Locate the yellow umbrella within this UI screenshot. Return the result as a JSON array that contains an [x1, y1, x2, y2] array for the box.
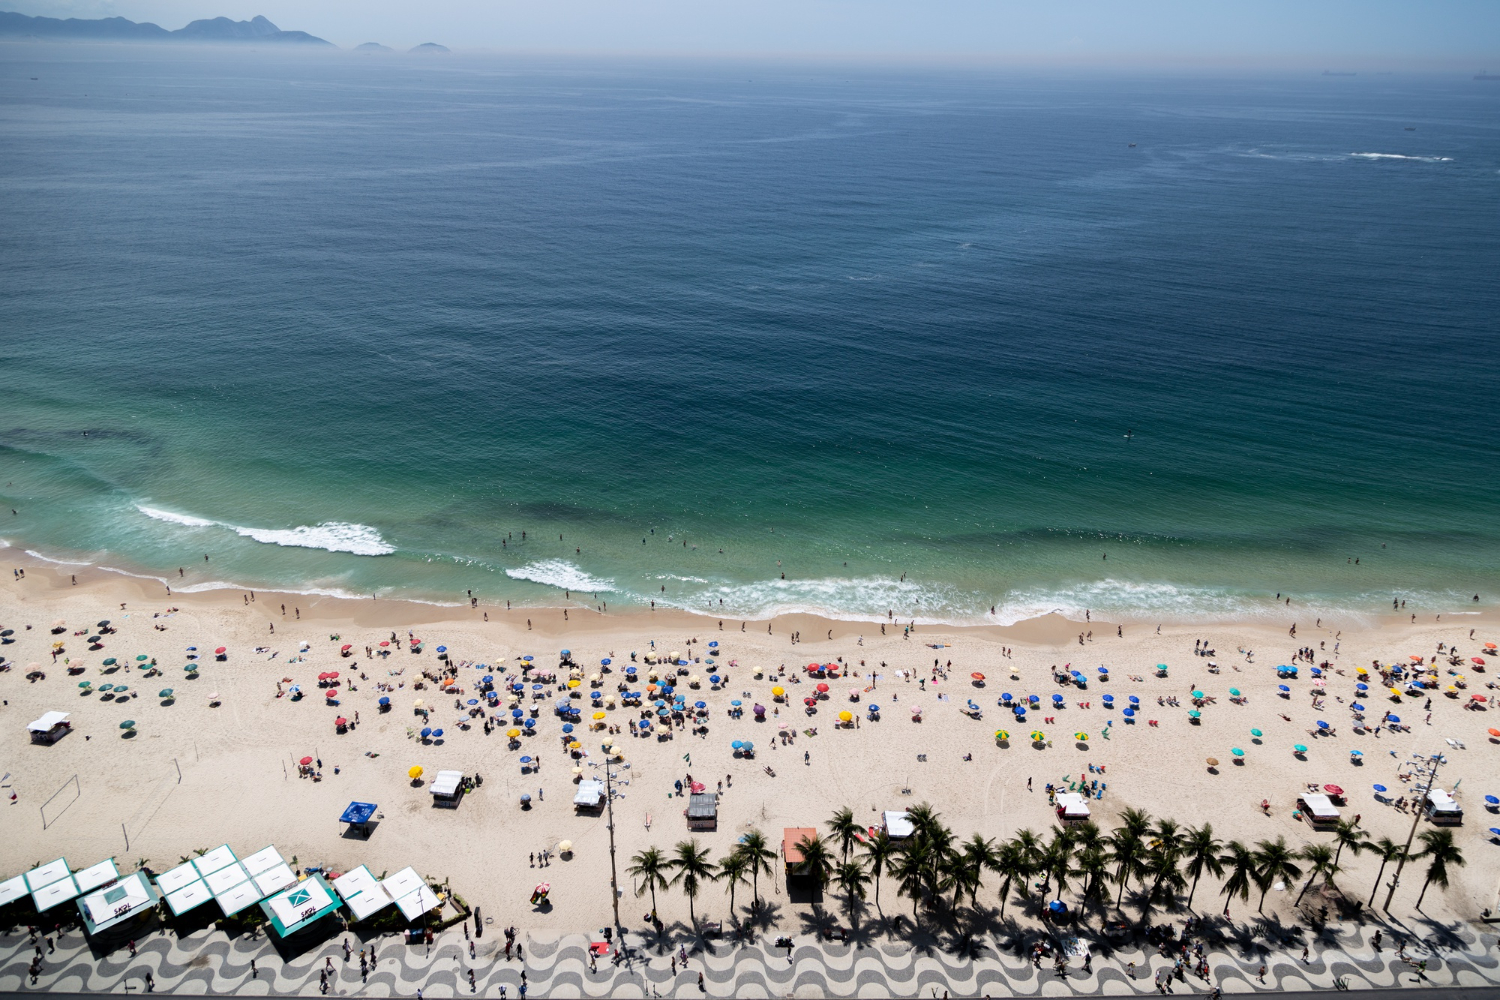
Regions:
[[669, 651, 681, 661], [567, 679, 580, 689], [602, 736, 614, 746], [838, 710, 853, 722], [1074, 732, 1088, 741], [1030, 730, 1045, 741], [408, 765, 423, 779], [772, 686, 785, 698], [1389, 687, 1402, 698], [506, 728, 521, 738], [593, 711, 607, 720], [995, 729, 1010, 740], [572, 766, 583, 774], [569, 740, 582, 749]]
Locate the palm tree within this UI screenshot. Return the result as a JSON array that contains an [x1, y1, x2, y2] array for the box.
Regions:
[[958, 834, 998, 910], [734, 829, 777, 913], [1366, 836, 1404, 908], [627, 846, 670, 919], [1295, 843, 1336, 907], [1251, 837, 1303, 913], [1330, 818, 1369, 869], [891, 844, 930, 924], [833, 860, 870, 928], [993, 837, 1033, 920], [1143, 846, 1187, 906], [1182, 823, 1224, 911], [716, 850, 751, 922], [1040, 831, 1075, 899], [1412, 829, 1465, 911], [1219, 840, 1256, 916], [861, 829, 897, 912], [793, 832, 836, 899], [827, 806, 862, 865], [667, 839, 719, 928], [1074, 844, 1112, 906], [1108, 826, 1148, 906]]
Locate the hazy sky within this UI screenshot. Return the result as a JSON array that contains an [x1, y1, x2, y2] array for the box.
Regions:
[[11, 0, 1500, 62]]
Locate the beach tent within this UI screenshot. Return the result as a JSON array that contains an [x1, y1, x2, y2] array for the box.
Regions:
[[1298, 793, 1341, 828], [339, 802, 379, 837], [25, 859, 78, 913], [72, 858, 120, 894], [1425, 789, 1464, 824], [781, 828, 818, 872], [77, 871, 158, 935], [260, 874, 341, 937], [686, 792, 718, 831], [430, 770, 466, 807], [192, 845, 238, 878], [1055, 792, 1091, 821], [27, 710, 71, 744], [334, 864, 395, 922], [155, 860, 211, 916], [0, 875, 29, 908], [573, 779, 606, 809], [882, 810, 916, 839], [379, 866, 440, 922]]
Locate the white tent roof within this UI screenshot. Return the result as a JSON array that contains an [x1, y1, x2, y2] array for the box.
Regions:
[[382, 866, 424, 900], [241, 845, 285, 878], [73, 858, 121, 894], [1427, 789, 1462, 812], [80, 873, 152, 926], [25, 858, 71, 891], [1056, 793, 1091, 817], [33, 876, 80, 911], [193, 845, 238, 877], [27, 711, 69, 732], [266, 877, 334, 928], [334, 865, 379, 901], [165, 880, 214, 916], [0, 875, 28, 907], [430, 770, 464, 797], [394, 884, 441, 921], [253, 863, 298, 897], [216, 879, 264, 917], [344, 883, 394, 921], [883, 811, 915, 838], [574, 779, 605, 806], [204, 862, 250, 896], [1301, 793, 1340, 819], [156, 862, 203, 895]]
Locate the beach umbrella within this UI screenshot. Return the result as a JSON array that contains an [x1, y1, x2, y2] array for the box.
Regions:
[[1389, 687, 1402, 697], [731, 700, 742, 707], [1373, 784, 1387, 793], [560, 649, 570, 658], [1278, 684, 1290, 692], [379, 696, 391, 706], [520, 794, 532, 803], [568, 740, 581, 750], [1489, 728, 1500, 738], [816, 683, 829, 693], [1128, 695, 1139, 704], [732, 740, 743, 750], [1122, 708, 1134, 717], [694, 700, 707, 709], [772, 686, 785, 697], [709, 674, 721, 684], [135, 654, 148, 662], [205, 690, 220, 701], [1157, 664, 1167, 671], [1317, 720, 1330, 729], [1028, 695, 1040, 704], [1311, 667, 1323, 676], [408, 766, 423, 779], [1229, 688, 1240, 697], [868, 705, 879, 714], [1052, 694, 1064, 703], [1001, 693, 1012, 702], [468, 698, 479, 706], [78, 680, 92, 689], [1351, 702, 1365, 711], [159, 689, 174, 698], [115, 685, 128, 693], [1074, 732, 1088, 741], [506, 728, 521, 738], [1356, 683, 1369, 691], [839, 710, 853, 722], [421, 727, 432, 738], [102, 657, 116, 666], [215, 647, 226, 655], [1351, 750, 1363, 757], [996, 730, 1010, 740], [562, 722, 575, 733], [1486, 795, 1499, 805], [1188, 710, 1201, 719], [593, 711, 606, 720], [1098, 666, 1108, 674], [1030, 730, 1045, 741], [1325, 784, 1345, 795], [436, 645, 447, 653], [184, 664, 198, 673], [1191, 690, 1204, 699], [1206, 757, 1219, 766], [1250, 728, 1263, 737], [325, 690, 337, 700], [971, 672, 985, 681], [1015, 707, 1027, 717], [119, 720, 135, 730], [512, 708, 523, 718], [1388, 715, 1401, 723], [1231, 748, 1245, 757], [414, 698, 425, 708], [520, 755, 533, 764], [1293, 744, 1308, 754]]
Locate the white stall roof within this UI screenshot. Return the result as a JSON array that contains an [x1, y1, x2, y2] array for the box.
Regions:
[[1427, 790, 1463, 813], [73, 859, 121, 894], [165, 880, 214, 916], [81, 875, 152, 926], [253, 864, 298, 897], [1301, 794, 1340, 819], [394, 885, 441, 921], [192, 845, 237, 877], [266, 877, 334, 928], [241, 846, 285, 878], [25, 858, 71, 891], [334, 865, 379, 901], [27, 711, 70, 732], [33, 876, 80, 911], [156, 862, 203, 895], [882, 811, 915, 838], [573, 779, 605, 806], [204, 862, 250, 896], [216, 880, 264, 917], [344, 884, 394, 921], [0, 875, 30, 907], [430, 771, 464, 797], [382, 866, 424, 900], [1056, 793, 1092, 817]]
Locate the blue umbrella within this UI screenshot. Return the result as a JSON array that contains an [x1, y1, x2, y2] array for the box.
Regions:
[[1351, 750, 1363, 757], [560, 649, 571, 658], [742, 741, 754, 751], [520, 755, 532, 763], [694, 701, 707, 709], [708, 641, 718, 648], [483, 675, 493, 683], [1490, 828, 1500, 838], [1311, 667, 1322, 676], [1098, 667, 1108, 673], [732, 740, 744, 749], [432, 729, 444, 738], [421, 727, 433, 737], [1374, 784, 1387, 792], [658, 707, 670, 716], [520, 793, 532, 802], [1102, 694, 1115, 702], [710, 675, 721, 684], [533, 683, 544, 691], [524, 718, 535, 728], [1123, 708, 1135, 717], [1486, 795, 1499, 805], [562, 723, 574, 733], [654, 699, 666, 707], [601, 658, 612, 665], [1052, 694, 1064, 702], [869, 705, 880, 713], [1001, 693, 1013, 702], [379, 696, 390, 705], [1388, 715, 1401, 723], [1048, 900, 1067, 913], [731, 700, 742, 706], [626, 666, 637, 674], [1351, 702, 1366, 711], [1028, 695, 1039, 704], [1278, 684, 1290, 692], [1317, 720, 1330, 729], [512, 708, 524, 719], [1014, 707, 1027, 717], [1356, 683, 1369, 691], [1128, 695, 1140, 704], [662, 684, 675, 695], [468, 699, 479, 706], [436, 645, 447, 653]]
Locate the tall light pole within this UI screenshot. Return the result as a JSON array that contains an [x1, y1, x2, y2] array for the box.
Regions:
[[1383, 751, 1443, 912], [595, 749, 625, 935]]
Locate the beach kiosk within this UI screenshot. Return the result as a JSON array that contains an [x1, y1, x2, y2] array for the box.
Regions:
[[1055, 792, 1092, 823], [333, 865, 394, 923], [339, 801, 379, 837], [1425, 789, 1464, 825], [882, 810, 915, 839], [782, 828, 818, 873], [24, 858, 78, 913], [77, 871, 158, 937], [429, 771, 466, 808], [1297, 793, 1341, 829], [28, 711, 71, 744], [573, 778, 606, 813], [259, 874, 341, 939], [685, 792, 717, 831]]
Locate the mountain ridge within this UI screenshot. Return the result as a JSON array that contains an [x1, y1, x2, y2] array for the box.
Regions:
[[0, 9, 331, 44]]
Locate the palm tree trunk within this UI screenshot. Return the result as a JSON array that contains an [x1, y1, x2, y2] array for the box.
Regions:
[[688, 890, 696, 927], [872, 870, 881, 910], [752, 870, 760, 912], [650, 884, 658, 917], [1295, 874, 1317, 906], [1368, 860, 1388, 907], [1415, 875, 1432, 911], [1116, 868, 1128, 906], [1187, 872, 1200, 910], [999, 879, 1010, 920], [1256, 884, 1270, 913]]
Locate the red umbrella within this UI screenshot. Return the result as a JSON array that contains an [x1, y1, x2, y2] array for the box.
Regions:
[[215, 646, 226, 655], [299, 756, 313, 766], [341, 645, 352, 652], [335, 717, 348, 726], [1324, 784, 1344, 795], [328, 671, 339, 679], [1473, 657, 1487, 665], [1471, 694, 1487, 702], [804, 697, 817, 707], [379, 641, 390, 647], [317, 672, 331, 681], [816, 683, 829, 693], [325, 690, 338, 700], [971, 672, 985, 681], [1489, 728, 1500, 737]]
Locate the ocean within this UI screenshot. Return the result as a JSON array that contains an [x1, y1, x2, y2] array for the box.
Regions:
[[2, 45, 1498, 624]]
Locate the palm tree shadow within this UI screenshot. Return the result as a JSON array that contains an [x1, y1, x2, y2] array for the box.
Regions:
[[740, 898, 783, 936], [1406, 914, 1468, 953]]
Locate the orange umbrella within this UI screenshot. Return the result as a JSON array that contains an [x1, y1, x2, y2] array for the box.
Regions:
[[1488, 728, 1500, 737]]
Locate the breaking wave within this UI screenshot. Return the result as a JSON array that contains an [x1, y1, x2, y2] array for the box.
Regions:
[[506, 559, 616, 592], [136, 505, 394, 556]]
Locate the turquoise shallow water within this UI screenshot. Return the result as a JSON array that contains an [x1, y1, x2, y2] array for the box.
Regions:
[[2, 47, 1498, 623]]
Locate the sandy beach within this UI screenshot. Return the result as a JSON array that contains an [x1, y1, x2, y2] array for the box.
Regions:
[[3, 552, 1499, 944]]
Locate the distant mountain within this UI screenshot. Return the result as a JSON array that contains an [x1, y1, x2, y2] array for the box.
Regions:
[[0, 10, 331, 44], [410, 42, 448, 53], [354, 42, 392, 52]]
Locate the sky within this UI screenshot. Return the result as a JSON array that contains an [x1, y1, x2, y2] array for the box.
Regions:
[[8, 0, 1500, 63]]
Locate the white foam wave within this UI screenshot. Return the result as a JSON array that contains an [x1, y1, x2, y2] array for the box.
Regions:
[[136, 504, 394, 556], [24, 549, 93, 567], [506, 560, 616, 593], [655, 575, 986, 626], [1350, 152, 1453, 162]]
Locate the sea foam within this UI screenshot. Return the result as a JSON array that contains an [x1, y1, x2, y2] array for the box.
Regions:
[[506, 559, 616, 592], [136, 505, 394, 556]]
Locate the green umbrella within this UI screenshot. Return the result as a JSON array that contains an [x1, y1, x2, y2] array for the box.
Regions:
[[102, 657, 117, 666], [1250, 728, 1262, 737], [1157, 664, 1168, 669], [119, 720, 136, 729], [78, 681, 92, 688], [1230, 688, 1241, 696], [158, 689, 174, 698], [99, 683, 114, 692], [113, 685, 128, 693], [1293, 744, 1308, 753], [185, 664, 198, 672], [135, 654, 148, 662], [1230, 747, 1245, 756], [1191, 690, 1204, 698]]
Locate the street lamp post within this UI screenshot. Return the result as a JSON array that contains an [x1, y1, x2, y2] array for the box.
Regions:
[[1383, 751, 1443, 911]]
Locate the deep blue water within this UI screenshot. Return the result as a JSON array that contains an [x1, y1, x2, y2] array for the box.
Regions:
[[2, 45, 1498, 622]]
